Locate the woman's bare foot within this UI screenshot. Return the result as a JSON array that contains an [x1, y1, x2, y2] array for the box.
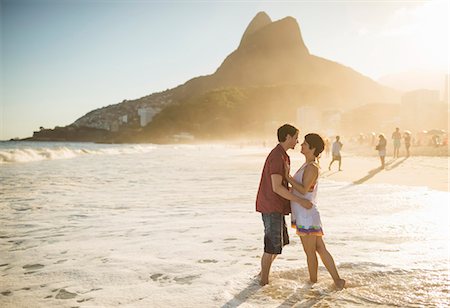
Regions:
[[335, 279, 346, 290]]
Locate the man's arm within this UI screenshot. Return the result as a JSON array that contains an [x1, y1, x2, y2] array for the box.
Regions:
[[271, 174, 312, 209], [287, 164, 318, 195]]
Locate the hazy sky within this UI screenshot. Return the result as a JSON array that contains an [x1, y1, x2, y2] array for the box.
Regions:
[[1, 0, 448, 140]]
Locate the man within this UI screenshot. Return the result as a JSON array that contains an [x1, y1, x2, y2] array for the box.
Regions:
[[256, 124, 313, 286], [328, 136, 343, 171], [392, 127, 401, 158]]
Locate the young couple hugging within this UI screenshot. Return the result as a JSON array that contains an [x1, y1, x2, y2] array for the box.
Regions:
[[256, 124, 345, 289]]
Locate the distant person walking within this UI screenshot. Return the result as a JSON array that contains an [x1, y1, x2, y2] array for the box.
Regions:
[[256, 124, 313, 286], [392, 127, 401, 158], [328, 136, 343, 171], [324, 137, 330, 157], [376, 134, 387, 169], [286, 133, 345, 289], [404, 131, 411, 157]]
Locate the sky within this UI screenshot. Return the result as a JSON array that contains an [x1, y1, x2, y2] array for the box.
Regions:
[[1, 0, 449, 140]]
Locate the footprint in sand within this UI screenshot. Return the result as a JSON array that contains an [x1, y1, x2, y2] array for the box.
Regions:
[[55, 289, 77, 299], [150, 273, 164, 281], [150, 273, 200, 285], [23, 264, 44, 270], [224, 238, 237, 241], [173, 274, 200, 285], [54, 259, 67, 264], [198, 259, 218, 264], [1, 290, 12, 296]]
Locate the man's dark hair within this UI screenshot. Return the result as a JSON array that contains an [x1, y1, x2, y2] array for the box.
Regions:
[[277, 124, 298, 142]]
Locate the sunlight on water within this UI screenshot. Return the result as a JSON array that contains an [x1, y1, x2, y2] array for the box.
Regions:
[[0, 142, 449, 307]]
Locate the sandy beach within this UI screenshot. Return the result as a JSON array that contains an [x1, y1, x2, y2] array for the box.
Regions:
[[319, 154, 448, 192]]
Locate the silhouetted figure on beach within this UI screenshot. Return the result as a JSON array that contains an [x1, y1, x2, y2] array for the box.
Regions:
[[255, 124, 312, 286], [286, 133, 345, 290], [376, 134, 387, 169], [324, 137, 330, 157], [404, 131, 411, 157], [392, 127, 401, 158], [328, 136, 343, 171]]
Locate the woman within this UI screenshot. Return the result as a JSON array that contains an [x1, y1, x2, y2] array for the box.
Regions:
[[286, 133, 345, 289], [376, 134, 387, 168]]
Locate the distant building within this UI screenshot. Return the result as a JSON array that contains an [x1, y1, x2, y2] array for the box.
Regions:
[[296, 106, 321, 132], [401, 89, 446, 131], [110, 121, 119, 132], [402, 89, 439, 105], [138, 107, 158, 127], [119, 115, 128, 124], [444, 75, 449, 104], [296, 106, 341, 135], [321, 110, 341, 136]]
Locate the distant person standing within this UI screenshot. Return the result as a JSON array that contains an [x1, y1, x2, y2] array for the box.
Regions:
[[256, 124, 313, 286], [392, 127, 401, 158], [328, 136, 343, 171], [324, 138, 330, 157], [404, 132, 411, 157], [376, 134, 387, 168]]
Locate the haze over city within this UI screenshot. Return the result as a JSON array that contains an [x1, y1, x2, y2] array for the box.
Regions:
[[1, 0, 449, 140]]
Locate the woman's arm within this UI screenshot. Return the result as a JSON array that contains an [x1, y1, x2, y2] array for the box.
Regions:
[[286, 164, 318, 195]]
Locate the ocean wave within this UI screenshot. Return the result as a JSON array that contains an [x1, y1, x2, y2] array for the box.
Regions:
[[0, 145, 156, 164]]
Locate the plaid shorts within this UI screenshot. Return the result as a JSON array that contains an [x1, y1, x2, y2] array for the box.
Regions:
[[262, 213, 289, 254]]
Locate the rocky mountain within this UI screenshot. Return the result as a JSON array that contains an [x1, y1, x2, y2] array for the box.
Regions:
[[33, 12, 399, 142]]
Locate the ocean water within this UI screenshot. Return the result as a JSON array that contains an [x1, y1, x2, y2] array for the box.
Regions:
[[0, 142, 449, 307]]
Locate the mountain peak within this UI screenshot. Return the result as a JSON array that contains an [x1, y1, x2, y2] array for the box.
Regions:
[[239, 12, 272, 48], [238, 14, 309, 55]]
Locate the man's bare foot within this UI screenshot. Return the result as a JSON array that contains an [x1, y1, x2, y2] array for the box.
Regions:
[[259, 279, 268, 286], [335, 279, 346, 290]]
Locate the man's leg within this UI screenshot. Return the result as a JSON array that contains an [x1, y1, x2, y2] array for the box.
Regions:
[[260, 213, 285, 286], [328, 159, 334, 170], [260, 252, 275, 286]]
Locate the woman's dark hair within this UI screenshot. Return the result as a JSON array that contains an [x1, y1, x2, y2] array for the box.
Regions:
[[305, 133, 325, 157], [277, 124, 298, 142]]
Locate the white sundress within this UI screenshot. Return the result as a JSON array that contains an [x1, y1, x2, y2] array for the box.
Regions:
[[290, 162, 324, 236]]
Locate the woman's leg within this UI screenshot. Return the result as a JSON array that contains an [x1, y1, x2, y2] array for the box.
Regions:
[[300, 235, 318, 283], [316, 237, 345, 289]]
